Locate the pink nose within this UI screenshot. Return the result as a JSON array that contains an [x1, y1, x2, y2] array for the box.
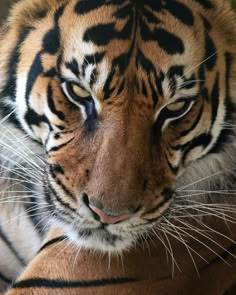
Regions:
[[89, 205, 132, 224]]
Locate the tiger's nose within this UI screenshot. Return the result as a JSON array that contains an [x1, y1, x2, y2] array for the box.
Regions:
[[89, 205, 133, 224]]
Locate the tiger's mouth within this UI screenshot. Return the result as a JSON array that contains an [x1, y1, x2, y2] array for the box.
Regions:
[[47, 185, 175, 253]]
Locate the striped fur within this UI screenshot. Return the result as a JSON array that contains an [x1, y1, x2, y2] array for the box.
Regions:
[[0, 0, 236, 293], [5, 225, 236, 295]]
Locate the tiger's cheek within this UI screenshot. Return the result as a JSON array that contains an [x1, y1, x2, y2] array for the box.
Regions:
[[164, 100, 213, 170], [24, 76, 83, 146], [46, 132, 98, 195]]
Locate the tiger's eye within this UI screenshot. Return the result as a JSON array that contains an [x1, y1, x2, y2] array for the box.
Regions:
[[166, 101, 186, 112], [70, 83, 90, 98]]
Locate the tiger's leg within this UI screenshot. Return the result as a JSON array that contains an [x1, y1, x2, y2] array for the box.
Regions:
[[5, 224, 236, 295]]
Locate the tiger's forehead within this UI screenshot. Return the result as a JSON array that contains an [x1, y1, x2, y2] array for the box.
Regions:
[[59, 0, 208, 101]]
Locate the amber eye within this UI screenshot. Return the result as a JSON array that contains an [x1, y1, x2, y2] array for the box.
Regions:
[[166, 101, 187, 112], [164, 100, 194, 119], [69, 83, 90, 99], [61, 81, 92, 106]]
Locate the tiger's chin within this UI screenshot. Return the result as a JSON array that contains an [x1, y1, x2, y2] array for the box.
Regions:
[[57, 222, 136, 253], [69, 227, 135, 253]]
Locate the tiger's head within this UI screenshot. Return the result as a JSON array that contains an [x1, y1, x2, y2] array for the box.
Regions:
[[0, 0, 236, 253]]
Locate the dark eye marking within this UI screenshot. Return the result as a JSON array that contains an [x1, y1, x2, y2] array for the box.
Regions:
[[74, 0, 105, 15], [153, 97, 196, 140], [195, 0, 214, 9], [47, 84, 65, 121], [180, 103, 204, 137], [65, 59, 80, 77]]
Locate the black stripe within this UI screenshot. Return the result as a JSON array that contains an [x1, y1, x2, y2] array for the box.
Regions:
[[165, 1, 194, 27], [38, 236, 68, 253], [75, 0, 105, 15], [210, 73, 219, 127], [143, 189, 173, 217], [209, 52, 235, 154], [25, 53, 43, 106], [82, 52, 105, 77], [47, 84, 65, 120], [1, 26, 33, 127], [204, 33, 217, 71], [201, 15, 212, 31], [49, 165, 76, 201], [143, 201, 165, 216], [0, 224, 26, 266], [25, 4, 65, 111], [201, 243, 236, 271], [135, 49, 162, 105], [42, 5, 65, 54], [180, 103, 204, 137], [195, 0, 214, 9], [140, 20, 184, 55], [0, 271, 12, 284], [48, 137, 74, 153], [1, 26, 33, 102], [47, 181, 77, 214], [83, 23, 117, 46], [182, 133, 212, 164], [13, 277, 138, 289], [24, 107, 52, 131], [165, 154, 179, 175], [103, 40, 135, 99], [65, 59, 80, 77], [117, 79, 125, 96]]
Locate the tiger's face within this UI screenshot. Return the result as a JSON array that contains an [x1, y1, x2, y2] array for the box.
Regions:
[[1, 0, 235, 252]]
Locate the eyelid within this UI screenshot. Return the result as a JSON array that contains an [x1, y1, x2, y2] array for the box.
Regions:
[[70, 83, 90, 98], [154, 96, 197, 122], [159, 100, 195, 132], [61, 81, 90, 100], [167, 95, 198, 106]]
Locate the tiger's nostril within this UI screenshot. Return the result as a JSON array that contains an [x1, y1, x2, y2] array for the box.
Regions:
[[89, 205, 133, 225]]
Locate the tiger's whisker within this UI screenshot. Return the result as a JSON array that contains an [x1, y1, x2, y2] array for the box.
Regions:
[[151, 228, 182, 274]]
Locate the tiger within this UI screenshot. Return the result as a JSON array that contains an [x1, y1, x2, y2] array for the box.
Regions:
[[0, 0, 236, 293]]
